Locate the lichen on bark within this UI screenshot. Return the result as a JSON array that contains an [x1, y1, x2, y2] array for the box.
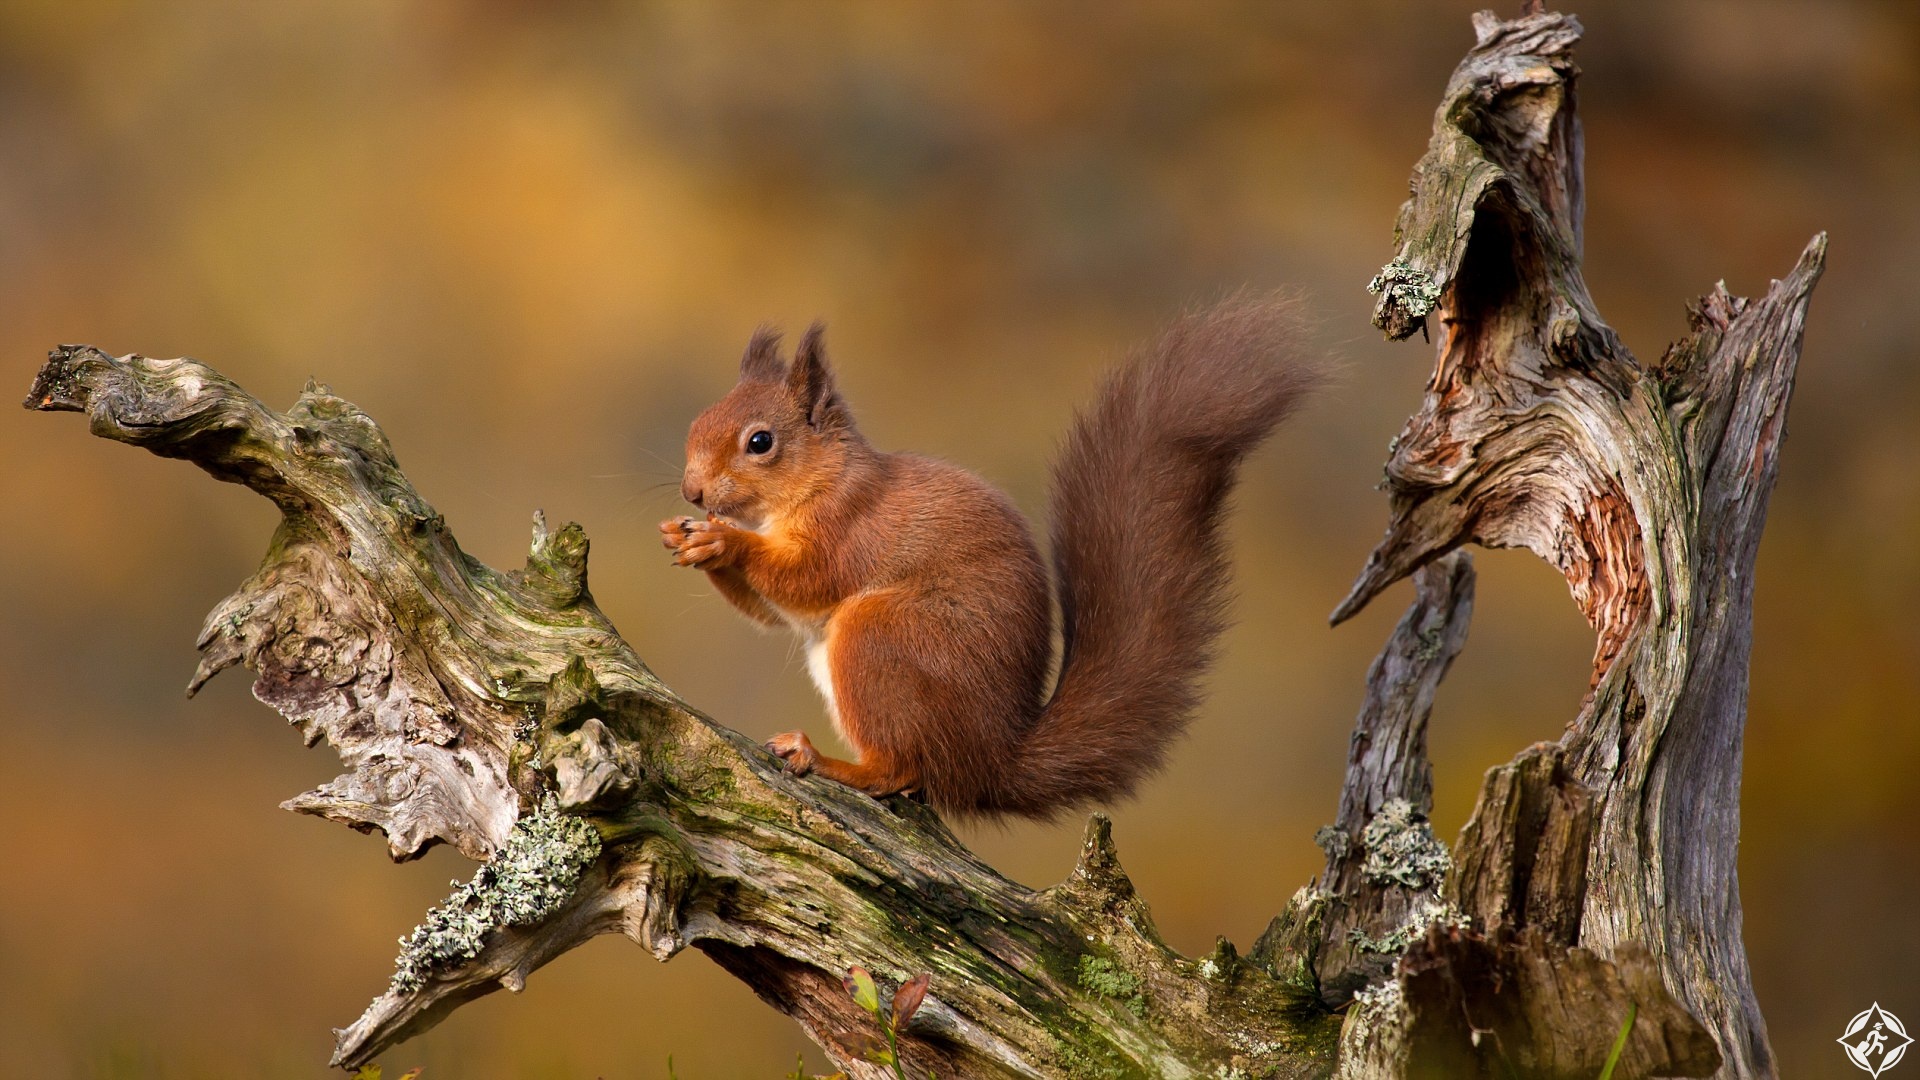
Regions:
[[1357, 799, 1449, 892], [389, 794, 602, 994]]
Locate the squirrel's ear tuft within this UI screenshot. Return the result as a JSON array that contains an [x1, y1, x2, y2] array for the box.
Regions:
[[789, 321, 845, 429], [739, 326, 787, 382]]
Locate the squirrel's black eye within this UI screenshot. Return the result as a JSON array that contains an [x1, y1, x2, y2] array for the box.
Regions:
[[746, 430, 774, 455]]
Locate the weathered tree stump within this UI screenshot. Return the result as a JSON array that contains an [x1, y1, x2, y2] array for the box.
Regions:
[[26, 7, 1819, 1078], [1332, 9, 1822, 1077]]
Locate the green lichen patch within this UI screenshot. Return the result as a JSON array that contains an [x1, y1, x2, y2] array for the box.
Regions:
[[1077, 954, 1146, 1019], [1347, 900, 1465, 956], [1359, 798, 1450, 891], [1366, 262, 1444, 319], [1055, 1037, 1141, 1080], [387, 794, 602, 994], [1414, 626, 1447, 663]]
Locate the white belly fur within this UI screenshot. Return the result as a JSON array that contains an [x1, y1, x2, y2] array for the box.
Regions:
[[804, 636, 846, 743]]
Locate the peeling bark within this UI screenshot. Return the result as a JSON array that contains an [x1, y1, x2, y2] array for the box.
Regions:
[[26, 5, 1816, 1078]]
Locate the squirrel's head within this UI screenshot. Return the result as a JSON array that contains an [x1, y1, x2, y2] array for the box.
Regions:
[[679, 323, 859, 528]]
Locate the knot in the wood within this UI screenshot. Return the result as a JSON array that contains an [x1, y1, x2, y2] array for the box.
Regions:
[[519, 510, 591, 605]]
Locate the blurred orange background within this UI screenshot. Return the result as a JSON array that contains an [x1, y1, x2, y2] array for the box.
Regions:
[[1, 2, 1913, 1077]]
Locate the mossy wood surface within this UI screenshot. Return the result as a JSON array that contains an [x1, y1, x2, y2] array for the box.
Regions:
[[27, 7, 1817, 1079]]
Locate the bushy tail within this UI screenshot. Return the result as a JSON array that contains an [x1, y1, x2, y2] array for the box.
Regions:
[[1002, 293, 1323, 818]]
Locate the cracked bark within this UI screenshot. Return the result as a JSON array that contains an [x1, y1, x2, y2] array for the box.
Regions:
[[26, 6, 1816, 1078]]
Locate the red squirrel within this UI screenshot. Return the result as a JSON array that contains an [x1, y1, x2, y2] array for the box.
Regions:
[[660, 295, 1320, 820]]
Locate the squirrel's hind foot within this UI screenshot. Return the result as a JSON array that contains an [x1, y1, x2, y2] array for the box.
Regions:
[[765, 730, 820, 775]]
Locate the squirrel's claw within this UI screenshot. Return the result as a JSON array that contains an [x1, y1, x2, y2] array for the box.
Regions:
[[659, 515, 697, 553], [661, 515, 735, 568]]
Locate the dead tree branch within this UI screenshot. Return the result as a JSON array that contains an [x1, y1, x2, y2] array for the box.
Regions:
[[24, 348, 1345, 1077]]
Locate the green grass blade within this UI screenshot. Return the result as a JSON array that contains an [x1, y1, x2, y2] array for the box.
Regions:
[[1597, 1002, 1637, 1080]]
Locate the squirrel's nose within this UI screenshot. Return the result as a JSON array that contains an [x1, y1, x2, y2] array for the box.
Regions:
[[681, 477, 705, 508]]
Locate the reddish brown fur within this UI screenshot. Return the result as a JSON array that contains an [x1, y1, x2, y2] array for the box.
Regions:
[[662, 295, 1321, 819]]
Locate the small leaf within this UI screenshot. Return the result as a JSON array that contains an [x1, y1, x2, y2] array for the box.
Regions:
[[352, 1069, 382, 1080], [395, 1071, 423, 1080], [845, 966, 881, 1014], [891, 973, 931, 1030]]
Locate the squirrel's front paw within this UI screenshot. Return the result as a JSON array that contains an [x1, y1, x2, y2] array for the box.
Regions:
[[660, 514, 737, 569], [766, 731, 820, 776]]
